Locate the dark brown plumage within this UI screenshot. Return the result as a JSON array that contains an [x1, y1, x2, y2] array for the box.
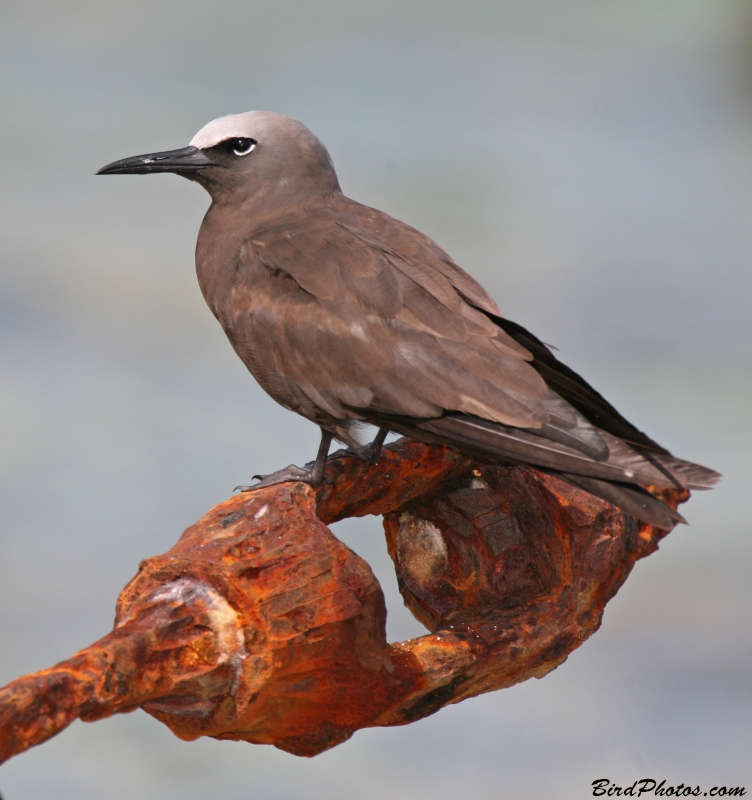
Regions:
[[97, 111, 720, 529]]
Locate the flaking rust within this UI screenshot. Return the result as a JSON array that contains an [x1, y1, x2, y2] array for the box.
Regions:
[[0, 439, 687, 761]]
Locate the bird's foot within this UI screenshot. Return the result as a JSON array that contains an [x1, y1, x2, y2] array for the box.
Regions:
[[236, 428, 336, 493], [339, 429, 388, 466], [339, 443, 380, 465], [235, 462, 324, 493]]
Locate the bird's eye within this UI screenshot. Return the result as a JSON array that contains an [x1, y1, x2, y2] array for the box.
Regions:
[[229, 137, 256, 156]]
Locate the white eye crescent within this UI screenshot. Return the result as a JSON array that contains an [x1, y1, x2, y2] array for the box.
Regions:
[[231, 137, 256, 156]]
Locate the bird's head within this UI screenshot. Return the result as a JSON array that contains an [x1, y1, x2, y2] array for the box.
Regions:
[[97, 111, 341, 210]]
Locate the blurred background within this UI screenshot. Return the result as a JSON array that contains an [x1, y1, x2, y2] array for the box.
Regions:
[[0, 0, 750, 797]]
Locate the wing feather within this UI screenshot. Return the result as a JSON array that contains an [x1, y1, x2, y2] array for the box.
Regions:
[[239, 212, 551, 430]]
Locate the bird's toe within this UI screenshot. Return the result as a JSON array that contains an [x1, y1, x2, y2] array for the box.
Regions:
[[235, 463, 322, 492]]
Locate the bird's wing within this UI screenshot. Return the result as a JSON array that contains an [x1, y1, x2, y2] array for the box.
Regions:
[[329, 203, 673, 456], [330, 202, 675, 457], [491, 317, 672, 454], [233, 210, 555, 430]]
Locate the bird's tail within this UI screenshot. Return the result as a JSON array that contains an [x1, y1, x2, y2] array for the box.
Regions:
[[375, 413, 720, 530]]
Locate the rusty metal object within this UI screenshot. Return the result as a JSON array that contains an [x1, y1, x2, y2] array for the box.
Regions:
[[0, 440, 688, 762]]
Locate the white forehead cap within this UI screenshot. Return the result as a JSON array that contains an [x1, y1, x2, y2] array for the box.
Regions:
[[190, 112, 261, 150]]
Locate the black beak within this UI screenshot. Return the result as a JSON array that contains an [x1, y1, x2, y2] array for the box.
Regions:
[[96, 146, 215, 175]]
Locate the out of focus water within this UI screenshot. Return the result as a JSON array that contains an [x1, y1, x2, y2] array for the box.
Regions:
[[0, 1, 750, 798]]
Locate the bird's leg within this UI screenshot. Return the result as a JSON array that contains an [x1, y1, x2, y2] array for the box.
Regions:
[[236, 429, 334, 492], [310, 429, 334, 483], [363, 428, 388, 464], [337, 427, 389, 465], [340, 428, 389, 465]]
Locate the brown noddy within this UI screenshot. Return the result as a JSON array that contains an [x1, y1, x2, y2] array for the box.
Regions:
[[97, 111, 720, 529]]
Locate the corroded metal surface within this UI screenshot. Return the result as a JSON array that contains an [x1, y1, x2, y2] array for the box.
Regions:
[[0, 440, 688, 761]]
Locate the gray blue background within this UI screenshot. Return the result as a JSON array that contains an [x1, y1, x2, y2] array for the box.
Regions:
[[0, 1, 749, 798]]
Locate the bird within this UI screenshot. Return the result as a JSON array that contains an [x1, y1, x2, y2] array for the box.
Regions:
[[97, 111, 719, 530]]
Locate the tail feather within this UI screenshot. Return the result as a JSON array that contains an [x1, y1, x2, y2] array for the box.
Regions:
[[415, 415, 719, 489], [373, 412, 719, 530], [561, 474, 687, 530]]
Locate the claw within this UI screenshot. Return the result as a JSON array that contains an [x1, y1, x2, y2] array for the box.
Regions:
[[236, 464, 321, 493], [235, 428, 335, 494]]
